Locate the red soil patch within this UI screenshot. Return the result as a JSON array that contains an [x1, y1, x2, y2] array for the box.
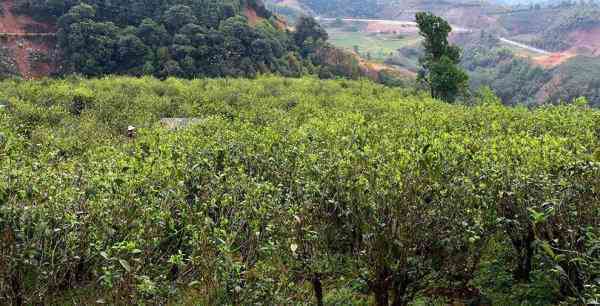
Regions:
[[244, 5, 261, 26], [273, 17, 287, 30], [355, 52, 416, 80], [533, 52, 576, 68], [533, 26, 600, 67], [365, 21, 418, 34], [0, 0, 56, 79], [0, 0, 56, 34], [360, 59, 385, 80], [2, 35, 54, 79]]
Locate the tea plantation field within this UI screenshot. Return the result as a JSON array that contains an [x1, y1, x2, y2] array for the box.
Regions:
[[0, 76, 598, 305]]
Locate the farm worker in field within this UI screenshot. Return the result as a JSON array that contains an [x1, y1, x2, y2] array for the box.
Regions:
[[127, 125, 136, 139]]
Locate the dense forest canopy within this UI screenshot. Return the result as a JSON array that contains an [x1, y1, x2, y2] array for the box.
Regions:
[[458, 31, 600, 106], [459, 33, 551, 105], [11, 0, 347, 78]]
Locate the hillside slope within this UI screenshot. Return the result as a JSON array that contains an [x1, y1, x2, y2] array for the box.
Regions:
[[0, 0, 57, 79], [0, 0, 373, 81], [458, 32, 600, 106], [498, 5, 600, 55]]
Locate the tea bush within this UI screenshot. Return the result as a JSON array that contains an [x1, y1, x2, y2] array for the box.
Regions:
[[0, 76, 598, 305]]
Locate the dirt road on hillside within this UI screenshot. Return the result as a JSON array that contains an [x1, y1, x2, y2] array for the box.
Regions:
[[0, 0, 56, 78], [499, 37, 550, 55]]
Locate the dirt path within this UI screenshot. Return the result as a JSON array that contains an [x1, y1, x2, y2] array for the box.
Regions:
[[499, 37, 550, 55], [497, 37, 580, 67]]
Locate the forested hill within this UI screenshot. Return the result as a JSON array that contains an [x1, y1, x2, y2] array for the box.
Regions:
[[9, 0, 361, 79], [297, 0, 389, 18]]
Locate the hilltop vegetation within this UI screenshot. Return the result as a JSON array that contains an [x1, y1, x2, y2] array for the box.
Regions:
[[496, 3, 600, 53], [546, 56, 600, 105], [3, 0, 374, 80], [458, 32, 600, 106], [459, 33, 552, 106], [14, 0, 298, 77], [1, 76, 599, 305]]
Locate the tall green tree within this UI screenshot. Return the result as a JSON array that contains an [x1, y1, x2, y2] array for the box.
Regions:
[[163, 5, 197, 33], [21, 0, 363, 80], [416, 12, 468, 103], [58, 4, 120, 75], [294, 16, 329, 51]]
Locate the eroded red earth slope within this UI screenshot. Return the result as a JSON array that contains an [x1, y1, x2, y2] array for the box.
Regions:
[[0, 0, 56, 78]]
